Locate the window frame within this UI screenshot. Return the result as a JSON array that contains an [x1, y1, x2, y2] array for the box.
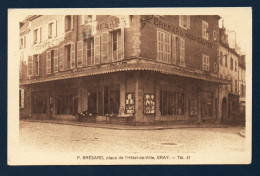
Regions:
[[202, 20, 209, 40], [179, 15, 190, 30], [202, 54, 210, 71]]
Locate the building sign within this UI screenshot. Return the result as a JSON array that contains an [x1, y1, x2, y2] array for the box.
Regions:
[[31, 34, 71, 53], [125, 93, 135, 114], [144, 94, 155, 114], [140, 15, 214, 49], [96, 16, 120, 31]]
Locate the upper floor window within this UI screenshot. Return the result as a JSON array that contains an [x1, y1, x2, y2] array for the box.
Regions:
[[20, 38, 24, 49], [202, 54, 210, 71], [225, 55, 228, 67], [230, 57, 233, 70], [48, 20, 57, 39], [235, 60, 237, 72], [111, 30, 122, 62], [202, 20, 208, 40], [157, 30, 171, 63], [33, 27, 41, 44], [219, 51, 223, 65], [81, 15, 96, 25], [85, 38, 94, 66], [213, 30, 217, 40], [65, 15, 73, 32], [179, 15, 190, 29]]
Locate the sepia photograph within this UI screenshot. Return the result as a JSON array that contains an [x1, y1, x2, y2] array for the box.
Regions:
[[8, 8, 252, 165]]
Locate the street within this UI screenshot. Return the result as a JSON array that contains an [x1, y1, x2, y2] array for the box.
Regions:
[[19, 121, 245, 154]]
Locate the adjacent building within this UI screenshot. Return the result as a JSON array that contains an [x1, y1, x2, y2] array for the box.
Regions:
[[20, 15, 246, 125]]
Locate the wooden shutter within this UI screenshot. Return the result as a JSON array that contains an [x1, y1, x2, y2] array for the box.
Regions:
[[180, 38, 185, 65], [187, 16, 190, 29], [77, 41, 83, 67], [179, 15, 183, 27], [94, 35, 101, 64], [27, 56, 33, 76], [59, 46, 64, 71], [62, 16, 65, 34], [46, 51, 51, 74], [118, 31, 122, 60], [71, 42, 76, 69], [54, 48, 59, 72], [52, 20, 57, 37], [172, 35, 177, 64], [101, 32, 109, 63], [71, 15, 74, 30], [37, 27, 41, 43]]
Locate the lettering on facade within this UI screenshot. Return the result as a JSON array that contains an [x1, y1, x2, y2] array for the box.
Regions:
[[141, 15, 214, 49], [96, 17, 120, 31], [32, 33, 72, 53]]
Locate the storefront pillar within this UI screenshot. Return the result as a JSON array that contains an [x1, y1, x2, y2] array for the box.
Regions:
[[197, 91, 202, 123], [134, 71, 142, 122], [78, 80, 83, 113], [120, 74, 126, 114]]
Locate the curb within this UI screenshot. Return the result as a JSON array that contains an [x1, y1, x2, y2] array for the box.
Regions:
[[21, 119, 240, 131], [239, 130, 245, 137]]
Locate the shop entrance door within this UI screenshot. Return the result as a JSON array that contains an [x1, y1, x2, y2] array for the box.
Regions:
[[88, 92, 97, 114]]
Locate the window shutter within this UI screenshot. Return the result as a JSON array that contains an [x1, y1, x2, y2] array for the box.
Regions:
[[187, 16, 190, 29], [59, 46, 64, 71], [71, 15, 74, 30], [54, 48, 59, 72], [101, 32, 109, 63], [61, 16, 65, 34], [172, 35, 177, 64], [46, 51, 51, 74], [94, 35, 101, 64], [37, 27, 41, 43], [24, 36, 26, 48], [81, 15, 85, 25], [77, 40, 83, 67], [179, 15, 183, 27], [118, 31, 122, 60], [71, 42, 76, 69], [157, 30, 159, 60], [27, 56, 33, 76], [180, 38, 185, 65], [52, 20, 57, 37], [20, 89, 24, 108]]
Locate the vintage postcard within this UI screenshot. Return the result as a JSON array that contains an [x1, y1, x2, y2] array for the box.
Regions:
[[8, 8, 252, 165]]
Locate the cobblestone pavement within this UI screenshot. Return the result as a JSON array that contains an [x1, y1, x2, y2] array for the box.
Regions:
[[19, 121, 245, 154]]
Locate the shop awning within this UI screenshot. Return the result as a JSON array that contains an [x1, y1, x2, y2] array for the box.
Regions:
[[20, 58, 230, 85]]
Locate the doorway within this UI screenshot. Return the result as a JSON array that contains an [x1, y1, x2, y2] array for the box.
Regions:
[[222, 97, 227, 120]]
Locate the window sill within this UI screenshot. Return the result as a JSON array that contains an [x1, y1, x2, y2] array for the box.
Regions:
[[179, 26, 189, 30]]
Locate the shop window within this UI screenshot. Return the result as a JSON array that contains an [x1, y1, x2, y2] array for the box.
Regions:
[[126, 93, 135, 114], [157, 30, 171, 63], [48, 20, 57, 39], [189, 99, 197, 116], [202, 54, 210, 71], [33, 54, 39, 76], [57, 91, 78, 115], [33, 27, 41, 44], [160, 91, 184, 116], [65, 15, 73, 32], [19, 88, 24, 108], [111, 30, 122, 62], [202, 20, 208, 40], [201, 92, 212, 118], [109, 89, 120, 114], [179, 15, 190, 29], [144, 94, 155, 115], [32, 92, 47, 114]]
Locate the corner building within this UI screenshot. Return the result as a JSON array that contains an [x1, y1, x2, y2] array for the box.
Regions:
[[20, 15, 229, 125]]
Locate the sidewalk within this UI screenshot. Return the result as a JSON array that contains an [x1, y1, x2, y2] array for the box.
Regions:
[[21, 118, 240, 130]]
